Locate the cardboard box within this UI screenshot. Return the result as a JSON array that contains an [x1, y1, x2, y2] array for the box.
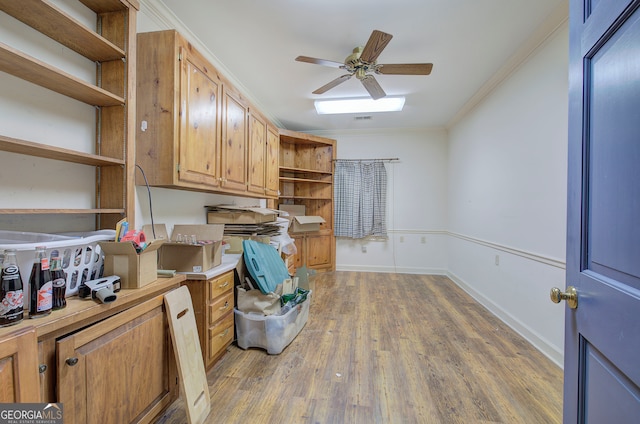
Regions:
[[206, 205, 278, 224], [290, 215, 326, 233], [98, 240, 165, 289], [151, 224, 224, 273], [279, 204, 305, 217], [279, 204, 325, 233]]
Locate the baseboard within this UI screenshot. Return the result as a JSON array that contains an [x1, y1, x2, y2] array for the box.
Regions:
[[446, 270, 564, 369], [336, 264, 448, 275]]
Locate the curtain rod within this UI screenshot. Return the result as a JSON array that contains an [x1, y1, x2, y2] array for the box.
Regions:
[[333, 158, 399, 162]]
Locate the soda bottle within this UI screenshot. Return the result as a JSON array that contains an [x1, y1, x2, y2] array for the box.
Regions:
[[0, 248, 25, 327], [29, 246, 53, 318], [51, 256, 67, 310]]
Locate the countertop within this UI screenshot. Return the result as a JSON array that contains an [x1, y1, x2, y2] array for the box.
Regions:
[[178, 253, 242, 280]]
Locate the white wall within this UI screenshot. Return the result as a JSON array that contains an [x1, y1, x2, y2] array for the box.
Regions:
[[315, 128, 449, 274], [447, 24, 569, 366]]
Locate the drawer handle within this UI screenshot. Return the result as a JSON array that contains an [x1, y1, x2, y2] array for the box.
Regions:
[[66, 357, 79, 367], [218, 281, 229, 288], [219, 301, 230, 311], [219, 328, 229, 338]]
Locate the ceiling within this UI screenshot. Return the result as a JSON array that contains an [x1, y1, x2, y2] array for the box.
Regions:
[[153, 0, 567, 132]]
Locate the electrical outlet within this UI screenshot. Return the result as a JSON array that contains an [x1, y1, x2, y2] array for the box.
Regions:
[[495, 255, 500, 266], [400, 236, 405, 243], [362, 245, 367, 253]]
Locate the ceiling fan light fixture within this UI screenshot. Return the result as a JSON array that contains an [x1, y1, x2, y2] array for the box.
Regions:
[[314, 96, 405, 115]]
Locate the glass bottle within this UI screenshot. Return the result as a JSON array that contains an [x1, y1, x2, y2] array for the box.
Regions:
[[29, 246, 53, 318], [0, 248, 25, 326], [51, 256, 67, 310]]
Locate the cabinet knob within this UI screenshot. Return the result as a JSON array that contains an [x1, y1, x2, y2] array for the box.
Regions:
[[66, 357, 79, 366], [39, 364, 47, 374]]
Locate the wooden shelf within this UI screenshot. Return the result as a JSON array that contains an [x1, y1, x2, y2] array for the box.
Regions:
[[280, 176, 332, 184], [0, 135, 125, 166], [279, 166, 332, 176], [0, 0, 125, 62], [80, 0, 139, 13], [0, 42, 124, 106], [279, 196, 332, 201], [0, 209, 125, 214]]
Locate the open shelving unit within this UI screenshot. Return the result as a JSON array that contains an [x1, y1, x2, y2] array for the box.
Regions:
[[0, 0, 137, 229], [279, 128, 336, 271]]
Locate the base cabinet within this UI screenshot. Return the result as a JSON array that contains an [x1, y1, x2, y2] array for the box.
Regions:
[[57, 295, 177, 424], [183, 270, 235, 370], [0, 327, 39, 403], [0, 277, 183, 424]]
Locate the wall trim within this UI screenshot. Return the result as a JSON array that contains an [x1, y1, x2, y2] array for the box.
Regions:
[[448, 232, 566, 269], [336, 265, 447, 275], [447, 270, 564, 368]]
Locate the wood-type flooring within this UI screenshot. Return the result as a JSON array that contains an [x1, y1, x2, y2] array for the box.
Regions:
[[156, 271, 563, 424]]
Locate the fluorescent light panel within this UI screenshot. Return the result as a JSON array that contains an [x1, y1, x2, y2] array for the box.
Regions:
[[314, 96, 405, 114]]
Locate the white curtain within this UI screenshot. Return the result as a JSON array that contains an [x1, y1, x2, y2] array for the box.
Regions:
[[334, 161, 387, 239]]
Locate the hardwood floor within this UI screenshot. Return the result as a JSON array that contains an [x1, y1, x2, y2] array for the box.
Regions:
[[155, 272, 563, 424]]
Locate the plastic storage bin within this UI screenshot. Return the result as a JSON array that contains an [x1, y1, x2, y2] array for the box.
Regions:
[[235, 291, 312, 355], [0, 230, 115, 296]]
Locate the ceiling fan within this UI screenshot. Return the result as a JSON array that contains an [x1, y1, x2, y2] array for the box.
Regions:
[[296, 30, 433, 100]]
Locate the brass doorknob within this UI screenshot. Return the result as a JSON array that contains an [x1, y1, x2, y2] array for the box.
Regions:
[[550, 286, 578, 309]]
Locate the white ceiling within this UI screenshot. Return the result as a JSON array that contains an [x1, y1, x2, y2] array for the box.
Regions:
[[153, 0, 567, 132]]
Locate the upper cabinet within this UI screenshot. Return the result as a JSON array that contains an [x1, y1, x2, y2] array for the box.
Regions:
[[136, 30, 278, 199], [0, 0, 138, 229], [136, 30, 222, 191]]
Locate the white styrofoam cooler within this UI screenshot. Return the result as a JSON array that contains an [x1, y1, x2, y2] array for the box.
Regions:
[[234, 291, 311, 355], [0, 229, 115, 296]]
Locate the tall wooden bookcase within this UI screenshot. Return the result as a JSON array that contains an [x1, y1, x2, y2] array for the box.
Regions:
[[279, 129, 336, 272], [0, 0, 137, 230]]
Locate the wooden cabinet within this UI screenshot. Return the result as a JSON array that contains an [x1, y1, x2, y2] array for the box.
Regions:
[[0, 276, 183, 423], [136, 29, 278, 199], [0, 0, 137, 229], [182, 270, 234, 370], [0, 327, 39, 403], [220, 85, 249, 193], [57, 295, 175, 424], [248, 110, 280, 197], [279, 129, 336, 272], [136, 30, 222, 191]]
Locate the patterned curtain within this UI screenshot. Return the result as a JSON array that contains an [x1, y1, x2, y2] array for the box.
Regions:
[[334, 161, 387, 239]]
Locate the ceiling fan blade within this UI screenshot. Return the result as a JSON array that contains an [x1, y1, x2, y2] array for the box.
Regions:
[[312, 74, 353, 94], [361, 75, 386, 100], [377, 63, 433, 75], [296, 56, 344, 68], [360, 30, 393, 64]]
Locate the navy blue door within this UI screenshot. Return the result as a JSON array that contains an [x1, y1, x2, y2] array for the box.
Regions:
[[565, 0, 640, 421]]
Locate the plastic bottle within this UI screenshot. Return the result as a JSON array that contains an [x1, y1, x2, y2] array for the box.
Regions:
[[29, 246, 53, 318], [51, 256, 67, 310], [0, 248, 25, 326]]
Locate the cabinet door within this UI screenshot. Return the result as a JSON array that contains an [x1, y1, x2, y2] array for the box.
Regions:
[[57, 295, 176, 424], [304, 234, 334, 270], [247, 110, 266, 194], [178, 47, 221, 187], [220, 86, 248, 192], [0, 327, 39, 403], [265, 125, 280, 197]]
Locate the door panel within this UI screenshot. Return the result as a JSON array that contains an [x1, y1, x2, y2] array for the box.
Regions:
[[179, 48, 220, 187], [566, 0, 640, 422]]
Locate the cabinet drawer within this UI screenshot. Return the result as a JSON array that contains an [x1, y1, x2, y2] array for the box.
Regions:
[[208, 271, 234, 300], [208, 291, 234, 326], [208, 313, 234, 361]]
